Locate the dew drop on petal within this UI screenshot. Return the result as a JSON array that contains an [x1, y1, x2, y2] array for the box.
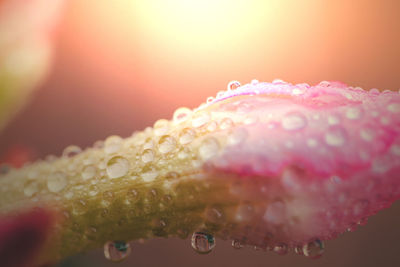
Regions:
[[104, 241, 131, 262], [273, 243, 288, 255], [387, 102, 400, 113], [153, 119, 169, 136], [141, 149, 154, 163], [359, 126, 375, 142], [302, 239, 324, 259], [179, 128, 196, 145], [206, 97, 215, 103], [62, 145, 82, 158], [345, 107, 363, 120], [220, 118, 234, 130], [47, 172, 67, 193], [24, 181, 39, 197], [158, 135, 177, 154], [199, 137, 220, 160], [191, 232, 216, 254], [282, 112, 307, 131], [82, 165, 96, 180], [173, 107, 192, 124], [206, 121, 218, 132], [104, 135, 123, 154], [106, 156, 130, 179], [192, 112, 211, 128], [227, 80, 241, 91], [324, 126, 347, 147]]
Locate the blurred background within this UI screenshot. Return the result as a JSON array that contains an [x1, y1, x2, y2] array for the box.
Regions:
[[0, 0, 399, 266]]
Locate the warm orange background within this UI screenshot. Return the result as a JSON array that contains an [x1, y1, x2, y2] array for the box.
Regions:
[[1, 1, 400, 266]]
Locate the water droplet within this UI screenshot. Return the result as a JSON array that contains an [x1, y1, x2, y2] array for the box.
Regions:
[[47, 172, 67, 193], [173, 107, 192, 124], [302, 239, 324, 259], [106, 156, 130, 179], [353, 199, 369, 216], [345, 107, 363, 120], [179, 128, 196, 145], [192, 112, 211, 128], [324, 126, 347, 147], [104, 135, 123, 154], [191, 232, 216, 254], [227, 80, 241, 91], [24, 181, 39, 197], [104, 241, 131, 262], [199, 137, 220, 160], [282, 112, 307, 131], [220, 118, 234, 130], [263, 201, 286, 225], [154, 119, 169, 136], [206, 96, 215, 103], [88, 185, 99, 196], [158, 135, 176, 154], [62, 145, 82, 158], [387, 102, 400, 113], [327, 115, 340, 125], [294, 245, 304, 255], [141, 149, 154, 163], [273, 243, 288, 255], [232, 239, 243, 249], [360, 127, 375, 142], [73, 199, 87, 215], [306, 138, 318, 148], [93, 140, 104, 149], [206, 121, 218, 132], [166, 171, 179, 180], [251, 79, 259, 85], [82, 165, 96, 180]]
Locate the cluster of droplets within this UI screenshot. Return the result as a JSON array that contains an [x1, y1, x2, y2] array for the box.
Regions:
[[103, 233, 324, 262]]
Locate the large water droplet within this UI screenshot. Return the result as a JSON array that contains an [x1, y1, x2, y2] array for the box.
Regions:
[[179, 128, 196, 145], [154, 119, 169, 136], [199, 137, 220, 160], [192, 112, 211, 128], [173, 107, 192, 124], [104, 135, 123, 154], [62, 145, 82, 158], [141, 149, 154, 163], [227, 80, 241, 91], [158, 135, 176, 154], [106, 156, 130, 179], [324, 126, 347, 147], [191, 232, 216, 254], [302, 239, 324, 259], [282, 112, 307, 131], [82, 165, 96, 180], [104, 241, 131, 262], [47, 172, 67, 193]]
